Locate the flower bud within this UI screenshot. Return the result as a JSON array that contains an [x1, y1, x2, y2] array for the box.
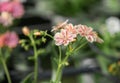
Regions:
[[19, 40, 24, 44], [34, 32, 41, 36], [22, 26, 30, 36]]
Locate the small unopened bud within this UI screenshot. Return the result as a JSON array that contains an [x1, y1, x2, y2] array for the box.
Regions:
[[64, 62, 69, 66], [19, 40, 22, 44], [40, 31, 45, 35], [22, 26, 30, 36], [34, 32, 41, 36], [19, 40, 25, 44]]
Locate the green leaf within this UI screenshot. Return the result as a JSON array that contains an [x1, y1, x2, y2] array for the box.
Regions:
[[28, 56, 34, 60], [24, 45, 30, 51], [37, 49, 46, 56], [35, 39, 42, 45], [42, 37, 46, 43], [20, 73, 33, 83]]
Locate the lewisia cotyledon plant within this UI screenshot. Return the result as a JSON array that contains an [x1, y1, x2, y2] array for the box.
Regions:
[[19, 20, 103, 83], [51, 20, 103, 83]]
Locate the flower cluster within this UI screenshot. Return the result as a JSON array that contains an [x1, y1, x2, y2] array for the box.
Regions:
[[0, 31, 19, 48], [0, 0, 24, 26], [52, 20, 103, 46]]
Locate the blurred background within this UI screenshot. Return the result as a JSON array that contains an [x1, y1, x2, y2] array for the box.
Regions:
[[0, 0, 120, 83]]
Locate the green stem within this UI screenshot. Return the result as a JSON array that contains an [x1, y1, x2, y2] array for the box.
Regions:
[[0, 48, 12, 83], [46, 34, 54, 39], [21, 73, 33, 83], [58, 46, 62, 64], [29, 35, 38, 83], [34, 56, 38, 83], [54, 64, 63, 83], [54, 50, 71, 83], [52, 46, 62, 83], [74, 42, 88, 52], [54, 47, 62, 83], [62, 53, 71, 65], [54, 42, 87, 82]]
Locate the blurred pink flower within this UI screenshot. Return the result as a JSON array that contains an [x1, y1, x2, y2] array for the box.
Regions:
[[0, 0, 10, 3], [11, 1, 24, 18], [77, 25, 103, 43], [0, 34, 5, 48], [0, 12, 13, 26], [13, 0, 21, 2], [0, 1, 24, 26], [54, 29, 76, 46], [0, 1, 24, 18], [4, 31, 19, 48], [0, 2, 13, 13]]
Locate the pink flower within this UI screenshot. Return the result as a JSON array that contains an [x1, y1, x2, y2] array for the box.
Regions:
[[51, 20, 68, 32], [0, 12, 13, 26], [53, 20, 103, 45], [0, 1, 24, 26], [11, 1, 24, 18], [86, 31, 103, 43], [77, 25, 103, 43], [85, 31, 97, 43], [77, 25, 93, 37], [54, 29, 76, 46], [0, 2, 13, 13], [0, 1, 24, 18], [4, 31, 19, 48], [0, 0, 10, 3], [65, 23, 77, 37]]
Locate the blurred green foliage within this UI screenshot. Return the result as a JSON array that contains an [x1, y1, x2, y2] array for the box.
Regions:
[[103, 0, 120, 14], [51, 0, 100, 16]]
